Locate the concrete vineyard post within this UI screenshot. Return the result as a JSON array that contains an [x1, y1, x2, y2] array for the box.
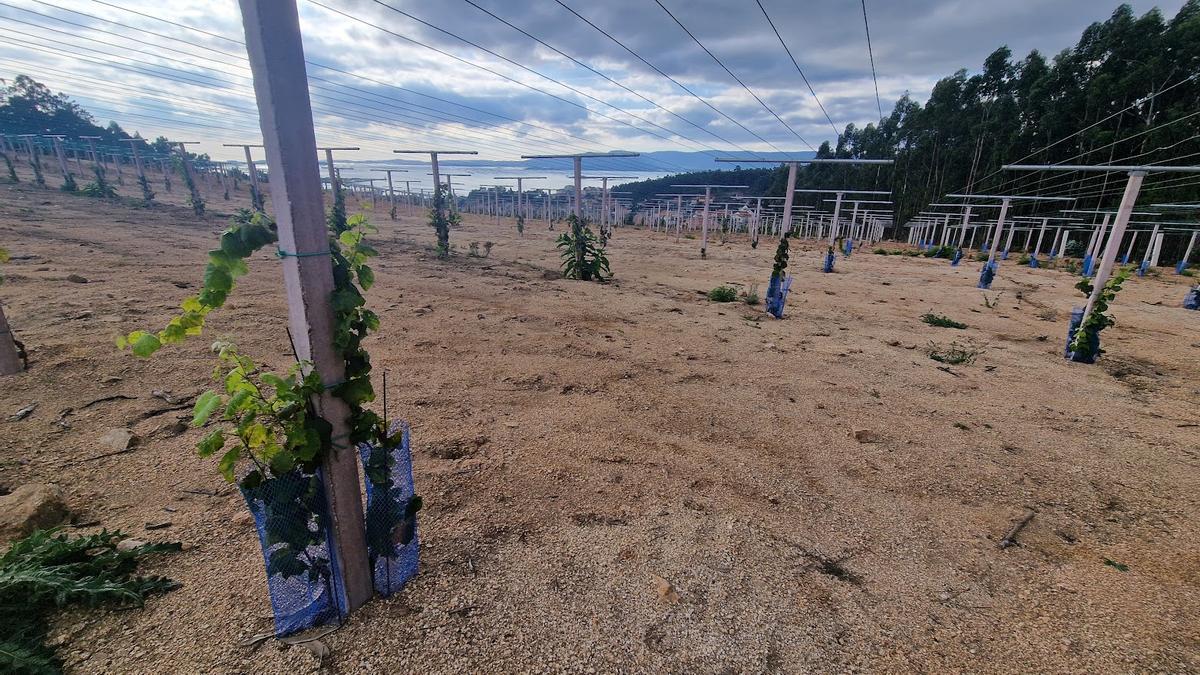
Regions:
[[1178, 231, 1197, 273], [1124, 232, 1138, 263], [318, 147, 359, 198], [958, 208, 972, 247], [780, 162, 798, 237], [573, 157, 582, 218], [519, 152, 639, 225], [175, 142, 203, 207], [238, 0, 373, 611], [1033, 219, 1048, 258], [0, 302, 21, 376], [225, 144, 266, 211], [1082, 171, 1144, 321], [121, 138, 146, 184], [983, 198, 1010, 271], [46, 136, 70, 182]]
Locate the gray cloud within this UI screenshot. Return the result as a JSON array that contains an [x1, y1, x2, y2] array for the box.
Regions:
[[0, 0, 1187, 162]]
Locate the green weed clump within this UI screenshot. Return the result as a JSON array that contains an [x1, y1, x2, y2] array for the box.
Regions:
[[741, 284, 760, 305], [927, 339, 983, 365], [921, 313, 967, 329], [707, 285, 738, 302], [0, 529, 180, 673]]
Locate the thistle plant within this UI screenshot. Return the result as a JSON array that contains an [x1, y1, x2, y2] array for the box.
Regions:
[[0, 528, 179, 674]]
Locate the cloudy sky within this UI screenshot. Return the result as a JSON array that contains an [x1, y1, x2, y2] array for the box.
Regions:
[[0, 0, 1188, 168]]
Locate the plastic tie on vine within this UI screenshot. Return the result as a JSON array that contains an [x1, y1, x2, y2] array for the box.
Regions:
[[275, 247, 332, 259]]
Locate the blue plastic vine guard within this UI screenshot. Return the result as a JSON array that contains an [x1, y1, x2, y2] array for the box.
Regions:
[[1029, 256, 1039, 269], [765, 273, 782, 306], [766, 274, 792, 318], [1137, 260, 1149, 277], [1184, 286, 1200, 310], [1176, 260, 1188, 275], [357, 422, 420, 598], [241, 469, 348, 637], [823, 251, 835, 273], [1064, 306, 1098, 363], [843, 239, 853, 258], [977, 262, 996, 289], [1081, 255, 1094, 277], [1001, 249, 1010, 260], [951, 249, 963, 266]]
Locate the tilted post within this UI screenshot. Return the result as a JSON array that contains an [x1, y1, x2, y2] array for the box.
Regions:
[[317, 147, 359, 198], [238, 0, 373, 611], [1085, 172, 1145, 316], [0, 301, 21, 375], [174, 141, 203, 208], [121, 138, 146, 183], [44, 136, 71, 182], [225, 144, 266, 211]]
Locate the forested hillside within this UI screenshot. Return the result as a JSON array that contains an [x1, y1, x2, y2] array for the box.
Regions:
[[617, 1, 1200, 228]]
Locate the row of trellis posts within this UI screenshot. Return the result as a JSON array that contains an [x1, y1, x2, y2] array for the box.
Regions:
[[19, 0, 1187, 628]]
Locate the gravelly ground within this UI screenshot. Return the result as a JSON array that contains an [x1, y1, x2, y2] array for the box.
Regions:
[[1, 171, 1198, 674]]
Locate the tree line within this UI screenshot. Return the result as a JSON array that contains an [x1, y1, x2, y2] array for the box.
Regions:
[[622, 2, 1200, 233], [0, 75, 208, 162]]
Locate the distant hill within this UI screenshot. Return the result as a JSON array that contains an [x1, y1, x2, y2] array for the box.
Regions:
[[349, 150, 816, 173]]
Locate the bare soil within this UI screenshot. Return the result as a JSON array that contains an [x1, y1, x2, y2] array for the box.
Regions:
[[1, 171, 1198, 673]]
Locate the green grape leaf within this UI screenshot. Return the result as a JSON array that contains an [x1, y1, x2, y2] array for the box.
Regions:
[[197, 429, 225, 457], [130, 332, 162, 358], [224, 389, 254, 419], [217, 447, 240, 482], [267, 547, 307, 579], [331, 288, 364, 312], [268, 449, 295, 475], [356, 264, 375, 291], [192, 391, 222, 427], [244, 421, 269, 449], [333, 377, 374, 406]]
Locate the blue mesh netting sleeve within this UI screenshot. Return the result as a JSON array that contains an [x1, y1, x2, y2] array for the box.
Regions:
[[240, 469, 347, 636], [767, 274, 792, 319], [1184, 286, 1200, 310], [1064, 306, 1098, 363], [358, 422, 420, 597]]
